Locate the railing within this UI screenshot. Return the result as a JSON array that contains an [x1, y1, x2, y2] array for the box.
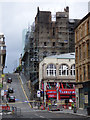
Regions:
[[12, 106, 21, 117]]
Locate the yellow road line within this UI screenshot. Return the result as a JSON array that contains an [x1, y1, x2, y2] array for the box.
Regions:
[[18, 76, 32, 108], [7, 85, 8, 89], [2, 100, 40, 105]]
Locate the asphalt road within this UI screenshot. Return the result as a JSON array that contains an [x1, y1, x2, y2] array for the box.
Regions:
[[2, 73, 90, 120]]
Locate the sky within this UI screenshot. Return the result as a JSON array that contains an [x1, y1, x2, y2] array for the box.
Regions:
[[0, 0, 89, 73]]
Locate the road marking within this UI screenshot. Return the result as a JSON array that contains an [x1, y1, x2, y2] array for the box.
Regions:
[[35, 114, 45, 118], [7, 85, 8, 89], [19, 76, 24, 84], [39, 116, 45, 118], [18, 76, 32, 108]]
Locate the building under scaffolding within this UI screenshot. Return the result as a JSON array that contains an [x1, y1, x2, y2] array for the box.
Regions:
[[22, 6, 80, 99]]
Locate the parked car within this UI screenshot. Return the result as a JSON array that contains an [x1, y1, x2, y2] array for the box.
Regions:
[[51, 104, 60, 111], [8, 96, 15, 102], [8, 88, 14, 93], [7, 78, 12, 83]]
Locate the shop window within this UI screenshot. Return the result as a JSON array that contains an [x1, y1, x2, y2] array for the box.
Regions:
[[59, 64, 69, 76], [47, 64, 56, 76]]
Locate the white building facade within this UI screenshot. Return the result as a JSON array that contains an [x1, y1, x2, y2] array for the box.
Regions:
[[39, 53, 75, 106]]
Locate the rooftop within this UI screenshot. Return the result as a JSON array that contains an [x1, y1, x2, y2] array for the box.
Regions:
[[46, 52, 75, 59]]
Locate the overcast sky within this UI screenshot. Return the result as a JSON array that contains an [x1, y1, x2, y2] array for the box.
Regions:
[[0, 0, 89, 73]]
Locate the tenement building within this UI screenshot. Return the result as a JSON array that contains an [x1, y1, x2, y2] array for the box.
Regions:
[[35, 7, 79, 61], [75, 12, 90, 109], [0, 33, 6, 88]]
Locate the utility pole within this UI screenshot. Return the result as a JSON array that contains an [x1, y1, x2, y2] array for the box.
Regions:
[[57, 82, 59, 103]]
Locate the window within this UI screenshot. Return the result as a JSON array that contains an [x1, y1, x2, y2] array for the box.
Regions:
[[53, 42, 55, 46], [79, 67, 82, 82], [52, 52, 56, 55], [87, 20, 89, 34], [47, 64, 56, 76], [88, 64, 90, 79], [61, 43, 64, 47], [79, 45, 81, 60], [0, 38, 4, 42], [76, 48, 78, 63], [76, 69, 78, 82], [71, 64, 75, 76], [53, 27, 55, 36], [83, 66, 86, 81], [88, 41, 90, 57], [3, 46, 6, 50], [44, 42, 47, 46], [83, 43, 85, 59], [59, 64, 69, 76]]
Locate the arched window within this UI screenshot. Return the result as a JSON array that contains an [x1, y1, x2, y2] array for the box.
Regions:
[[59, 64, 69, 76], [47, 64, 56, 76], [71, 64, 75, 75]]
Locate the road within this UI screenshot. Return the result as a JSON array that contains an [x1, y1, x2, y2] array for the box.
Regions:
[[2, 73, 90, 120]]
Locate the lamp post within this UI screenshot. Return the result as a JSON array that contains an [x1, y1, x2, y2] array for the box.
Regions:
[[57, 82, 59, 103]]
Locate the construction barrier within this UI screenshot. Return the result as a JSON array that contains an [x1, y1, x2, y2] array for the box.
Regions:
[[0, 105, 10, 111]]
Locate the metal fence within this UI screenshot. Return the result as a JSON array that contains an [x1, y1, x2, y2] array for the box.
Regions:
[[12, 106, 21, 117]]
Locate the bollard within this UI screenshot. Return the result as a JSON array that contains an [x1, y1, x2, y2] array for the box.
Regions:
[[12, 106, 14, 114], [73, 106, 77, 113]]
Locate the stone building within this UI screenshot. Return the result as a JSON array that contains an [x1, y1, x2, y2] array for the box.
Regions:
[[0, 33, 6, 88], [75, 12, 90, 109], [34, 7, 79, 89], [22, 7, 79, 98], [39, 53, 75, 105], [35, 7, 69, 61]]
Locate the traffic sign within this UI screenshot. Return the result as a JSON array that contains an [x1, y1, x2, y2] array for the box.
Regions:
[[37, 90, 40, 97], [1, 90, 4, 96], [1, 74, 5, 78]]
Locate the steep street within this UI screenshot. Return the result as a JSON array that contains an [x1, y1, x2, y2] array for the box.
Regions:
[[1, 73, 89, 119]]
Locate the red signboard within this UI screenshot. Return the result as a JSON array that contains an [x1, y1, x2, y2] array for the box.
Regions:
[[0, 106, 10, 111], [45, 89, 75, 100]]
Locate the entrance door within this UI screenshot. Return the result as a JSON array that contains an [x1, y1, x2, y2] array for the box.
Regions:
[[79, 88, 84, 108]]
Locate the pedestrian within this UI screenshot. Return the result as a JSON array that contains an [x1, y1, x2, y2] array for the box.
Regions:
[[48, 100, 51, 110], [71, 102, 74, 109]]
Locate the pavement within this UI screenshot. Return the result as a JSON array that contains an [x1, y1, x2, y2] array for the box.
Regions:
[[19, 73, 31, 100], [49, 108, 88, 117]]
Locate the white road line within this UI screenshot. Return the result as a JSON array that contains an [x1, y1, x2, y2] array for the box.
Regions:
[[35, 113, 45, 118], [0, 113, 2, 115], [39, 115, 45, 118]]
